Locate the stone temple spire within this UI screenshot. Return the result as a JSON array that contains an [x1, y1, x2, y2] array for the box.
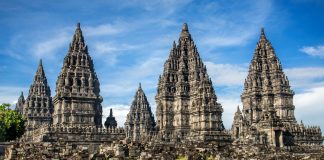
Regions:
[[125, 83, 156, 142], [23, 59, 53, 131], [156, 23, 226, 142], [15, 91, 25, 114], [231, 106, 244, 139], [53, 23, 103, 127], [104, 108, 117, 128], [69, 22, 87, 53], [180, 23, 191, 39], [231, 28, 323, 147], [242, 28, 295, 124]]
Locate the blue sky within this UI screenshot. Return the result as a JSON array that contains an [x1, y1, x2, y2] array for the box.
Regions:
[[0, 0, 324, 129]]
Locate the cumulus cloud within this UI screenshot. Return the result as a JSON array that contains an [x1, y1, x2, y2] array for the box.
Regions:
[[285, 67, 324, 90], [294, 87, 324, 130], [300, 45, 324, 58]]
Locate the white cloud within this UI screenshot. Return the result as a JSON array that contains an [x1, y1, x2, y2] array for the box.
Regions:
[[0, 86, 27, 105], [219, 97, 242, 129], [84, 23, 124, 37], [102, 104, 130, 127], [31, 32, 70, 59], [93, 42, 140, 55], [300, 45, 324, 58], [294, 87, 324, 130], [205, 62, 248, 86], [285, 67, 324, 89], [101, 82, 138, 98]]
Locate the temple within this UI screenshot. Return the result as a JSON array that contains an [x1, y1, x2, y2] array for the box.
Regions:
[[15, 60, 54, 141], [231, 28, 323, 147], [155, 23, 230, 143], [125, 83, 156, 142], [53, 22, 103, 127], [16, 23, 125, 145], [8, 23, 323, 159], [104, 108, 118, 128]]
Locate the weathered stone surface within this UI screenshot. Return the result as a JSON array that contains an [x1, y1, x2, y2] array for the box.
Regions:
[[125, 84, 156, 142], [16, 59, 54, 138], [53, 23, 103, 127], [7, 23, 323, 160], [15, 23, 125, 145], [155, 23, 230, 142], [231, 28, 323, 147]]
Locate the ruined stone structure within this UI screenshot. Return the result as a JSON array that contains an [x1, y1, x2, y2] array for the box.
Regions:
[[9, 23, 323, 160], [53, 23, 103, 127], [156, 23, 230, 142], [15, 92, 25, 114], [231, 28, 323, 147], [16, 23, 125, 144], [104, 108, 118, 128], [16, 60, 54, 135], [125, 84, 156, 142]]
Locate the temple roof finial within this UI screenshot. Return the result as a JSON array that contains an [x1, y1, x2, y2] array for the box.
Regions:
[[139, 83, 142, 90], [36, 59, 45, 77], [180, 23, 191, 39], [259, 27, 267, 41], [182, 23, 188, 32], [109, 108, 113, 117], [39, 59, 43, 66], [69, 22, 86, 53]]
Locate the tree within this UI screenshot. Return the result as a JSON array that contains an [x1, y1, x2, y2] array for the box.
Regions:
[[0, 103, 26, 141]]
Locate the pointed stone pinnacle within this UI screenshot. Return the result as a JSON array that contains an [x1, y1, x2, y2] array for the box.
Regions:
[[77, 22, 81, 29], [36, 59, 45, 77], [180, 23, 191, 39], [237, 105, 241, 113], [109, 108, 113, 117], [259, 27, 267, 41], [105, 108, 117, 128], [125, 83, 155, 141], [182, 23, 188, 32]]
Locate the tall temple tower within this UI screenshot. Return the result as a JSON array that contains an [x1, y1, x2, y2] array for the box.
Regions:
[[232, 28, 323, 147], [241, 28, 295, 124], [22, 60, 54, 132], [125, 84, 156, 142], [156, 23, 228, 142], [53, 23, 103, 127]]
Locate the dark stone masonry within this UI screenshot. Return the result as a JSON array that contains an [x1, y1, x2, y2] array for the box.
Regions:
[[3, 23, 323, 159]]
